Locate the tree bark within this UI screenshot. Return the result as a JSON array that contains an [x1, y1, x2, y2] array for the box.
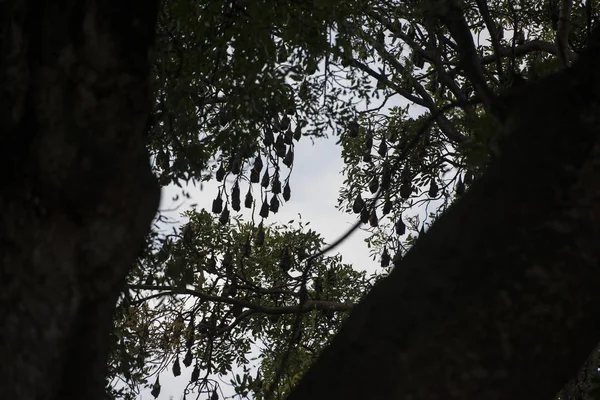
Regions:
[[0, 2, 160, 400], [287, 28, 600, 400]]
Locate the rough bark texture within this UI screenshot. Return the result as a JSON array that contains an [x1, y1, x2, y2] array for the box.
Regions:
[[288, 28, 600, 400], [557, 342, 600, 399], [0, 2, 160, 400]]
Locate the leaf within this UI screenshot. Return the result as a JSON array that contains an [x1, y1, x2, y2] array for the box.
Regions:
[[219, 111, 229, 127]]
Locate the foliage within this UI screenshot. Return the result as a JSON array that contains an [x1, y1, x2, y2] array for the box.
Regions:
[[332, 0, 598, 260], [107, 0, 600, 398], [108, 211, 370, 399]]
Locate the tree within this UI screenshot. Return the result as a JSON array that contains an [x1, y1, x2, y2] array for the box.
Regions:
[[287, 7, 600, 400], [114, 0, 600, 398], [5, 0, 600, 400], [0, 2, 161, 400], [108, 212, 369, 400]]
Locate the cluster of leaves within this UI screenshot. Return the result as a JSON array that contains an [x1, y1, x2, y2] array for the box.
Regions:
[[107, 210, 370, 399]]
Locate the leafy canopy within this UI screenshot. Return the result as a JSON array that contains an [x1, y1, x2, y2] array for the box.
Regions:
[[107, 0, 600, 399]]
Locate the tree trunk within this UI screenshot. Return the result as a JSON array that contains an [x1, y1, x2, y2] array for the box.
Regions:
[[287, 29, 600, 400], [0, 2, 160, 400]]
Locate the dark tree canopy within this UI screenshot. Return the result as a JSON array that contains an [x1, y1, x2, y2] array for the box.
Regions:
[[2, 1, 600, 400]]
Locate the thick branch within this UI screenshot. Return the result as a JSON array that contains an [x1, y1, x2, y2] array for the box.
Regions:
[[358, 29, 466, 143], [433, 0, 495, 111], [127, 284, 354, 315], [288, 27, 600, 400], [475, 0, 504, 80], [480, 39, 577, 65], [557, 0, 574, 66]]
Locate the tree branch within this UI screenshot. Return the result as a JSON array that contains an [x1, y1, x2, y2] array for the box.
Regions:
[[557, 0, 574, 66], [127, 284, 354, 315], [474, 0, 504, 80], [433, 0, 495, 111], [358, 29, 466, 143], [287, 26, 600, 400]]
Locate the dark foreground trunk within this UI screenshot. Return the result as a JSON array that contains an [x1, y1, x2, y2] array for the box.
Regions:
[[0, 2, 160, 400], [288, 28, 600, 400]]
